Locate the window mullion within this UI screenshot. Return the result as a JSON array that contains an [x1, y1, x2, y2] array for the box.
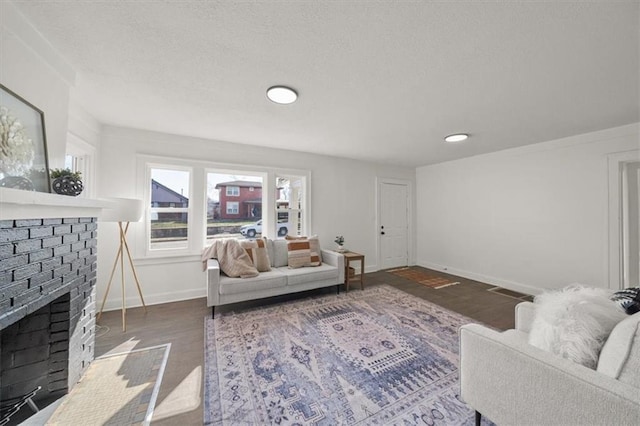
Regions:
[[191, 167, 205, 252]]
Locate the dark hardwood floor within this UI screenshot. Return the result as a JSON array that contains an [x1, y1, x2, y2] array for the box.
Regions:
[[95, 266, 532, 425]]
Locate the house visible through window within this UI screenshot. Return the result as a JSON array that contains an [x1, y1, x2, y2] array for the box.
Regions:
[[207, 172, 264, 241], [149, 168, 191, 250]]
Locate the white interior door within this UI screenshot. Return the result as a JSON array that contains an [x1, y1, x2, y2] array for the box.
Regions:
[[379, 182, 408, 270]]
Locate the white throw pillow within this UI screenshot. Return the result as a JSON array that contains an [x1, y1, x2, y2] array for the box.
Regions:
[[528, 285, 626, 369]]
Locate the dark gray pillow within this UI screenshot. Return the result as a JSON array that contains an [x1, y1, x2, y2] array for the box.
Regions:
[[610, 287, 640, 315]]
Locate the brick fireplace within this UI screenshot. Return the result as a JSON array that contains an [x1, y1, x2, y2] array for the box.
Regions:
[[0, 215, 98, 417]]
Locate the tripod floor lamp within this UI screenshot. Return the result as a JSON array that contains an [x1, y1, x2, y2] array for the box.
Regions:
[[97, 198, 146, 331]]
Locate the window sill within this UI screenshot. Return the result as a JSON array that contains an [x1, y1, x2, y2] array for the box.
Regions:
[[134, 253, 201, 266]]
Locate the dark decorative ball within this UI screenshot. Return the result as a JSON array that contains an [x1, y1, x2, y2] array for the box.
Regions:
[[52, 176, 83, 196], [0, 176, 35, 191]]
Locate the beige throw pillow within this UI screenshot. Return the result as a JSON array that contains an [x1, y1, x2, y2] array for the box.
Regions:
[[286, 235, 322, 266], [239, 239, 271, 272], [287, 239, 312, 268]]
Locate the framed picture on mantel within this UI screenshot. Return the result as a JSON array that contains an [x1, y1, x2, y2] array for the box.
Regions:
[[0, 84, 51, 193]]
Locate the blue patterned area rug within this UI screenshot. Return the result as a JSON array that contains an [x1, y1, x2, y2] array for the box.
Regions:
[[204, 285, 484, 425]]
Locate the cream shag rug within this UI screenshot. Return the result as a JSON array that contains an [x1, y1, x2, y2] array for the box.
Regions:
[[48, 344, 170, 425]]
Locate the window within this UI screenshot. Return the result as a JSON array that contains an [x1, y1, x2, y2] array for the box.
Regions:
[[226, 201, 239, 214], [65, 133, 96, 198], [275, 174, 307, 238], [148, 167, 191, 250], [140, 156, 309, 257], [207, 171, 264, 242]]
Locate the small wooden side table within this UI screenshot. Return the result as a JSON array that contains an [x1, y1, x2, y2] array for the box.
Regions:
[[343, 251, 365, 292]]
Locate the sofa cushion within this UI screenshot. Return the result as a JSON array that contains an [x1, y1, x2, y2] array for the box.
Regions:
[[597, 312, 640, 387], [219, 270, 286, 295], [277, 264, 338, 286], [286, 235, 322, 265], [267, 238, 290, 268], [528, 285, 626, 369], [239, 239, 271, 272], [287, 239, 312, 268], [618, 322, 640, 388]]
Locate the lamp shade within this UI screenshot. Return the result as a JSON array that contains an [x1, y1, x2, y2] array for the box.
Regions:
[[99, 198, 144, 222]]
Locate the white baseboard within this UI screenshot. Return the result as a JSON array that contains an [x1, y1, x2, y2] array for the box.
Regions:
[[365, 265, 378, 274], [416, 260, 543, 296], [99, 288, 206, 312]]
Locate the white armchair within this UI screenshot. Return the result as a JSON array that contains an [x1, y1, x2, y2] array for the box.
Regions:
[[460, 302, 640, 425]]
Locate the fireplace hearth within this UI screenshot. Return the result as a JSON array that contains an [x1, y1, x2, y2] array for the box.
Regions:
[[0, 217, 98, 421]]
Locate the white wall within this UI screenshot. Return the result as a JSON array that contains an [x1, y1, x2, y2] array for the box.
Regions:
[[97, 126, 415, 310], [1, 1, 415, 312], [416, 124, 640, 295], [67, 98, 102, 197], [0, 2, 75, 169], [68, 97, 102, 150]]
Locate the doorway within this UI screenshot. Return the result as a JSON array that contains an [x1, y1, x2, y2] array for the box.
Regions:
[[609, 151, 640, 289], [622, 161, 639, 287], [378, 179, 410, 270]]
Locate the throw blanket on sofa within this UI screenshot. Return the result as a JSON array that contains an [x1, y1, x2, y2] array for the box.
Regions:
[[201, 239, 259, 278]]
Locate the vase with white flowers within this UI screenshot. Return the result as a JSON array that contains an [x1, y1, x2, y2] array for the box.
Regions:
[[334, 235, 345, 252]]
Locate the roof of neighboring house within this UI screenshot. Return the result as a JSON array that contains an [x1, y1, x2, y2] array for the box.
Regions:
[[151, 179, 189, 204], [215, 180, 262, 189]]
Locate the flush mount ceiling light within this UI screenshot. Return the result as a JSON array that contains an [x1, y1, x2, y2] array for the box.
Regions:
[[266, 86, 298, 104], [444, 133, 469, 143]]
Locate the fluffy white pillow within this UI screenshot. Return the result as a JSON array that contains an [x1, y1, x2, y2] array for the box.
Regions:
[[528, 285, 627, 369]]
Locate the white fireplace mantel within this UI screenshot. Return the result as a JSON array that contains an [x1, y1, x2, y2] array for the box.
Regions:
[[0, 187, 113, 220]]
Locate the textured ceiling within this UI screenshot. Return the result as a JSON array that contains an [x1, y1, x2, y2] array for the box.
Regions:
[[11, 1, 640, 167]]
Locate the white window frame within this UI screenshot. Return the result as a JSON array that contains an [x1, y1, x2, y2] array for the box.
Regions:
[[142, 160, 198, 257], [226, 186, 240, 196], [136, 155, 310, 259], [273, 169, 311, 238], [65, 132, 96, 198], [226, 201, 239, 214], [205, 167, 267, 241]]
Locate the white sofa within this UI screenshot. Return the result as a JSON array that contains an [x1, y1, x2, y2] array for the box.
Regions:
[[460, 301, 640, 425], [207, 238, 344, 317]]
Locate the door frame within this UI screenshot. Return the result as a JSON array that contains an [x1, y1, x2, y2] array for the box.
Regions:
[[376, 177, 414, 271], [608, 150, 640, 289]]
